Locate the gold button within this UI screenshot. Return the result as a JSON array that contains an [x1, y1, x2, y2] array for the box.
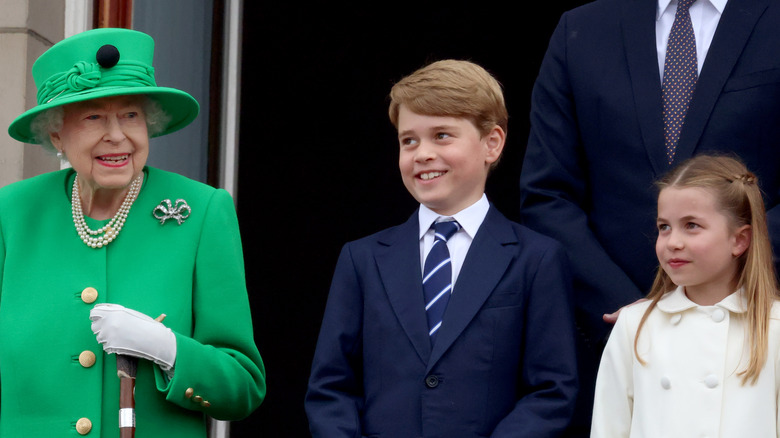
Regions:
[[76, 417, 92, 435], [81, 287, 98, 304], [185, 387, 194, 398], [201, 400, 211, 408], [192, 395, 203, 403], [78, 351, 96, 368]]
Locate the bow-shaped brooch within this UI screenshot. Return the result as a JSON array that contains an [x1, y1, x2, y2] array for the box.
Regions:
[[153, 199, 191, 225]]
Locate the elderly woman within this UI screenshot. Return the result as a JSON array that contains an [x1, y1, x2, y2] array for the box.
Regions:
[[2, 28, 265, 436]]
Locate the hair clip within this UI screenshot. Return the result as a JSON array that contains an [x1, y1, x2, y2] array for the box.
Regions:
[[733, 173, 756, 185]]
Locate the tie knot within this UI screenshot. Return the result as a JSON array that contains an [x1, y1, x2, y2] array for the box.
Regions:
[[677, 0, 696, 11], [433, 220, 461, 242]]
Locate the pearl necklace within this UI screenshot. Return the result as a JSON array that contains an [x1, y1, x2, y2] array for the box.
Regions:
[[71, 174, 143, 248]]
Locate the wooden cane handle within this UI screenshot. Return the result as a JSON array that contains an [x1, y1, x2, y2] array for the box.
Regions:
[[119, 374, 136, 437], [116, 354, 137, 378], [115, 313, 167, 374], [118, 355, 136, 437], [116, 313, 166, 437]]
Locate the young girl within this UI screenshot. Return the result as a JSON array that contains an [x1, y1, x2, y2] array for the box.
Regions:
[[591, 154, 780, 437]]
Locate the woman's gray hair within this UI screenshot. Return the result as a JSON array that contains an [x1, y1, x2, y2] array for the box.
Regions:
[[29, 95, 171, 153], [29, 106, 64, 152], [144, 98, 171, 137]]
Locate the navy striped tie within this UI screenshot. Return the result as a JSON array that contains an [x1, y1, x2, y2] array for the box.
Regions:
[[423, 220, 461, 344]]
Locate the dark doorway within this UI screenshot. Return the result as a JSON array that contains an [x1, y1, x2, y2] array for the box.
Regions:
[[234, 2, 588, 436]]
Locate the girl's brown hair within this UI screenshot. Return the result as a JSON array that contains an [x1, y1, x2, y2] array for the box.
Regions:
[[635, 154, 778, 384]]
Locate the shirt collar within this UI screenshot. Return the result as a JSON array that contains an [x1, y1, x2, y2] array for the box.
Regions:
[[418, 194, 489, 240], [710, 0, 727, 14], [656, 285, 747, 314], [657, 0, 727, 19], [658, 0, 674, 19]]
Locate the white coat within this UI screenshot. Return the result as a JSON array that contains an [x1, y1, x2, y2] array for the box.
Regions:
[[591, 286, 780, 437]]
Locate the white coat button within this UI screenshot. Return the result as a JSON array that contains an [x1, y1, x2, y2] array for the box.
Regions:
[[660, 376, 671, 389], [712, 309, 726, 322], [704, 374, 719, 388], [670, 314, 682, 325]]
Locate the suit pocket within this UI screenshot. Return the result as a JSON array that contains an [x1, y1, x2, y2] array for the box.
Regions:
[[723, 67, 780, 92], [481, 291, 523, 309]]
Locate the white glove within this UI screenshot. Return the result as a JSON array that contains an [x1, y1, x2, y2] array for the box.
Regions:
[[90, 303, 177, 371]]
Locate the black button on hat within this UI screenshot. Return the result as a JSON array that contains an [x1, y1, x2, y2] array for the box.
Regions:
[[96, 44, 120, 68]]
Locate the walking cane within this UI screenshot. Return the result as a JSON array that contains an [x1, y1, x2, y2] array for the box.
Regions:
[[117, 354, 137, 438], [116, 314, 166, 438]]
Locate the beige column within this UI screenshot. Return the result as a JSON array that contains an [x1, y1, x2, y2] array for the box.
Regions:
[[0, 0, 64, 188]]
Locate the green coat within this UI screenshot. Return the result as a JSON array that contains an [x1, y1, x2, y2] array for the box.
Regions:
[[0, 167, 266, 437]]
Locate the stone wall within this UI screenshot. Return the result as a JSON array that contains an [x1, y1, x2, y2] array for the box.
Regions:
[[0, 0, 64, 187]]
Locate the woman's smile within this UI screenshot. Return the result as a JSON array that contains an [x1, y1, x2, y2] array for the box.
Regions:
[[96, 153, 131, 167]]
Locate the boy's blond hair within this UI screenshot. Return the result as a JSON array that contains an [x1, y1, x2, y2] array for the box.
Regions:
[[388, 59, 508, 138]]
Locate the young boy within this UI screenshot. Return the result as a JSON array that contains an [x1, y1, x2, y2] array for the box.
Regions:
[[305, 60, 578, 437]]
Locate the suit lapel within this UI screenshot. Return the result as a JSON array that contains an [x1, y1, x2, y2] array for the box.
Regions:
[[426, 207, 517, 371], [622, 0, 667, 176], [375, 212, 432, 364], [675, 0, 769, 161]]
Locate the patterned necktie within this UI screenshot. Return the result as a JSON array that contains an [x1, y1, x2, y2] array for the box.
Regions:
[[662, 0, 698, 164], [423, 220, 461, 345]]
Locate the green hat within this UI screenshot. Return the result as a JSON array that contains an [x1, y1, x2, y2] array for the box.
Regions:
[[8, 27, 200, 144]]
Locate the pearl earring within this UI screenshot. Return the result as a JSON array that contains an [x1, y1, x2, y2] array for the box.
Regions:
[[56, 150, 63, 159]]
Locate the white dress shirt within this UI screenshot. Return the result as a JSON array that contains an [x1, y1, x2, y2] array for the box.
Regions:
[[418, 194, 489, 290], [657, 0, 728, 80]]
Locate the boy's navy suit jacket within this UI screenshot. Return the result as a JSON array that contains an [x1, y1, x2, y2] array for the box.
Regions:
[[305, 205, 578, 437]]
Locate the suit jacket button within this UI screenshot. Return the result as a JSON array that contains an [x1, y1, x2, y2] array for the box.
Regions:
[[78, 351, 96, 368], [425, 375, 439, 388], [193, 395, 204, 403], [81, 287, 98, 304], [75, 417, 92, 435], [185, 388, 194, 398]]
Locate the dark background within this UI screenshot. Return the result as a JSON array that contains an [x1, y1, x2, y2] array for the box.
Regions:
[[234, 2, 588, 436]]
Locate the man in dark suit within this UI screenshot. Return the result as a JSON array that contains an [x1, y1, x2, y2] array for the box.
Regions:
[[520, 0, 780, 435], [306, 59, 578, 437]]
